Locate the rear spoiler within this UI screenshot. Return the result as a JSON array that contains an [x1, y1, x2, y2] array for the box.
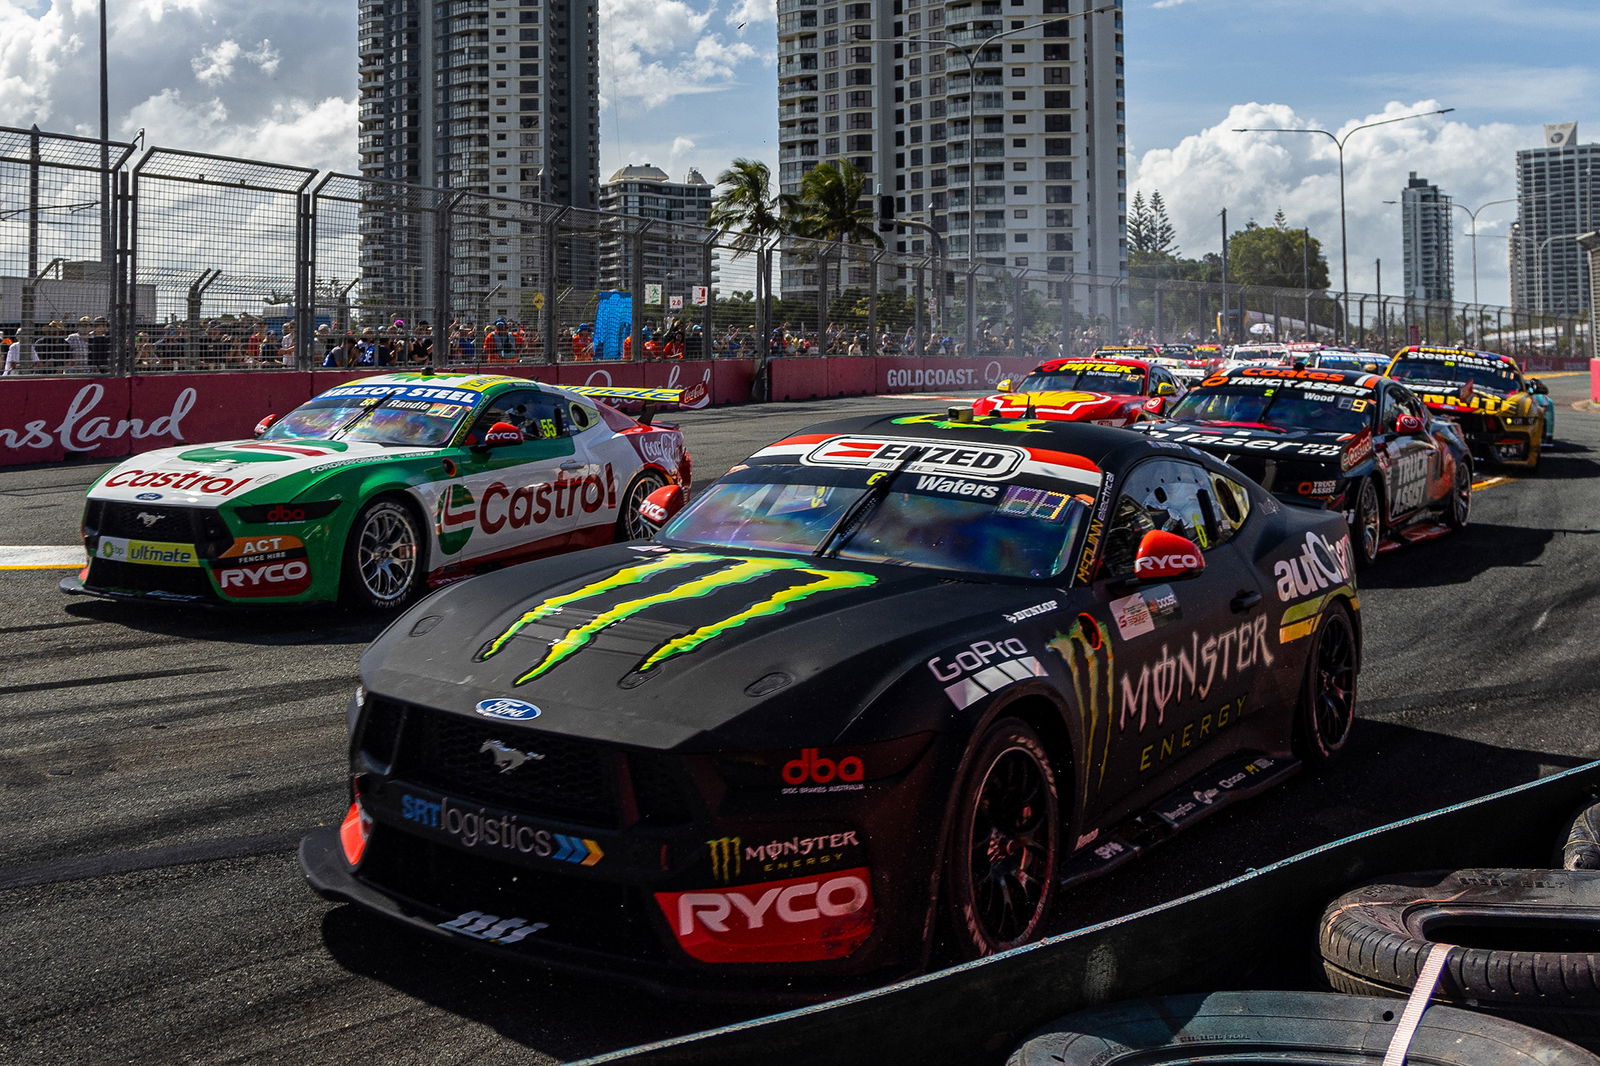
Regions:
[[566, 381, 710, 423]]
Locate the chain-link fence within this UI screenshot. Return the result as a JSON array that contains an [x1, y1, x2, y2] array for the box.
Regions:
[[1, 122, 1594, 379]]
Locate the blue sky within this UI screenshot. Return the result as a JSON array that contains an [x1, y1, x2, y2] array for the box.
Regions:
[[1, 0, 1596, 304]]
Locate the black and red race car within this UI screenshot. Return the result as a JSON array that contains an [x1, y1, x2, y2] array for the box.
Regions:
[[971, 355, 1186, 425], [1135, 365, 1472, 567], [300, 411, 1360, 995]]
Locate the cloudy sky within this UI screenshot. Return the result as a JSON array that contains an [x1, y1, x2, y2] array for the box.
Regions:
[[2, 0, 1596, 305]]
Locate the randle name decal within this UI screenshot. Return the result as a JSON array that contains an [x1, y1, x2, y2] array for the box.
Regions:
[[0, 383, 197, 453]]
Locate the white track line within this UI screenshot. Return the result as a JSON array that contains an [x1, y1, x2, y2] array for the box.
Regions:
[[0, 547, 86, 570]]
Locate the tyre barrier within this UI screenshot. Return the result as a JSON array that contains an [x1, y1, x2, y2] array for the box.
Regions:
[[1319, 869, 1600, 1050], [1562, 802, 1600, 870], [1007, 991, 1600, 1066]]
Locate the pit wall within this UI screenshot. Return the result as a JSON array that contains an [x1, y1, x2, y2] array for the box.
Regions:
[[0, 356, 1042, 468]]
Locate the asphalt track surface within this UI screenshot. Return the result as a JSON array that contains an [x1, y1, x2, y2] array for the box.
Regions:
[[3, 377, 1598, 1064]]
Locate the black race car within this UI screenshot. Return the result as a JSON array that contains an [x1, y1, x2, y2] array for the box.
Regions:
[[300, 412, 1361, 995], [1136, 366, 1472, 568]]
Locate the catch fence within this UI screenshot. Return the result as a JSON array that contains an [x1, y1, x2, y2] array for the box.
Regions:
[[0, 123, 1592, 380]]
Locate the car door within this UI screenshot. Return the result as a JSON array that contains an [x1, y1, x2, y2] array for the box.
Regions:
[[437, 387, 591, 567], [1084, 458, 1270, 822], [1377, 383, 1435, 523]]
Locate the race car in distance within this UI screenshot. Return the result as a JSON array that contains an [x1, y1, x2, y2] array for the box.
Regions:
[[1136, 365, 1471, 567], [62, 372, 695, 610], [1385, 346, 1549, 469], [300, 410, 1361, 992], [971, 356, 1185, 425], [1221, 344, 1291, 370], [1148, 344, 1214, 386]]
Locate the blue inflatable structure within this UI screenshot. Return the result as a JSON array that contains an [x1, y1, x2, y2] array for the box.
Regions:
[[593, 291, 632, 360]]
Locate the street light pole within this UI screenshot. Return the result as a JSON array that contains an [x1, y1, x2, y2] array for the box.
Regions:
[[856, 3, 1114, 357], [1234, 107, 1454, 342]]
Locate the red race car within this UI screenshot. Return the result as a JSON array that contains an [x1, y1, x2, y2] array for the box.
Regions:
[[972, 356, 1185, 426]]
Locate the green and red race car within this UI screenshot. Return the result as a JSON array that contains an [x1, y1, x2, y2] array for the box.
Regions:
[[61, 372, 695, 609]]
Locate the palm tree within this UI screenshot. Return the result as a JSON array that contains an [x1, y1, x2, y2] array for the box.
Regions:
[[708, 159, 795, 255], [790, 159, 883, 248]]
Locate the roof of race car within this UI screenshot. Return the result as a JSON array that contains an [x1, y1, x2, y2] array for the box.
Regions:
[[1090, 346, 1159, 358], [743, 411, 1148, 487], [1032, 356, 1151, 372], [1200, 365, 1383, 391], [1390, 345, 1517, 367]]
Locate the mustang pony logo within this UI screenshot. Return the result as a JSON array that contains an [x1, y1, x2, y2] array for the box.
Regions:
[[478, 553, 878, 684], [480, 739, 543, 773]]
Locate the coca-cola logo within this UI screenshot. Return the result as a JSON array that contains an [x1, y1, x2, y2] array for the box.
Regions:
[[0, 383, 196, 453]]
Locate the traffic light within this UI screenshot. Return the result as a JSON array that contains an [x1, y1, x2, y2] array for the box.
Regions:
[[877, 194, 895, 233]]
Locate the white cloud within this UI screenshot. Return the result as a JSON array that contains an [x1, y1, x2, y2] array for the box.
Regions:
[[726, 0, 775, 26], [1133, 101, 1532, 303], [599, 0, 764, 109], [191, 38, 282, 85]]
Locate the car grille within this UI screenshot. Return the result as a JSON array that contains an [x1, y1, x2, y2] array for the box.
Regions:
[[381, 702, 698, 830], [83, 558, 215, 597], [87, 501, 231, 547], [357, 830, 668, 961]]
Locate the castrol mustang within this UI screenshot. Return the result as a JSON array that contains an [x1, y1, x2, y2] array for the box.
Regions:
[[971, 356, 1185, 425], [61, 372, 694, 609], [1136, 366, 1471, 568], [300, 411, 1361, 993], [1385, 346, 1547, 469]]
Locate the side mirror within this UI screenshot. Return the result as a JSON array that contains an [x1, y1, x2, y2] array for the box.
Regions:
[[1154, 381, 1178, 397], [482, 421, 524, 447], [1131, 529, 1206, 582], [1143, 396, 1167, 415], [1395, 413, 1425, 436], [253, 414, 279, 438], [996, 378, 1013, 393], [1528, 378, 1548, 396], [637, 484, 685, 529]]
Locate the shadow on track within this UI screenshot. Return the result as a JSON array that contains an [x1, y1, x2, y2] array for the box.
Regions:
[[318, 905, 758, 1058], [61, 596, 394, 648]]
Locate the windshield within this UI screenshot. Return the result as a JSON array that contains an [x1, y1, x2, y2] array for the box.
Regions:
[[1169, 384, 1371, 434], [1389, 356, 1520, 395], [1017, 364, 1146, 394], [661, 468, 1091, 579], [263, 388, 476, 447]]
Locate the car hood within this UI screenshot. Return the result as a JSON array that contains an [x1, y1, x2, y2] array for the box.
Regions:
[[365, 543, 1039, 751], [1137, 420, 1354, 468], [1401, 381, 1528, 415], [88, 438, 433, 506], [977, 389, 1137, 423]]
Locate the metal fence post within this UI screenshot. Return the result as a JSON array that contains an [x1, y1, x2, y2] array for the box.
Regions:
[[542, 207, 568, 366]]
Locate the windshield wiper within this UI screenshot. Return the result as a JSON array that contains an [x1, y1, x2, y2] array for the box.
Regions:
[[813, 445, 927, 558], [332, 390, 399, 440]]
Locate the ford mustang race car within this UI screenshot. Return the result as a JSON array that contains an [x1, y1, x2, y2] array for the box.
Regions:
[[300, 411, 1361, 993], [1385, 346, 1547, 469], [972, 356, 1185, 425], [1136, 365, 1471, 568], [61, 372, 695, 609]]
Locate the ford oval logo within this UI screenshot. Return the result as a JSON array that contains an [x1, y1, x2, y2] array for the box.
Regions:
[[135, 493, 163, 500], [475, 698, 542, 721]]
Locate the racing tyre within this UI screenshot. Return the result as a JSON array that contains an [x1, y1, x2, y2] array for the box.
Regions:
[[1445, 458, 1472, 530], [1561, 802, 1600, 870], [343, 497, 425, 612], [1007, 991, 1600, 1066], [1292, 601, 1357, 767], [616, 470, 668, 541], [943, 717, 1060, 959], [1352, 477, 1383, 569], [1319, 869, 1600, 1049]]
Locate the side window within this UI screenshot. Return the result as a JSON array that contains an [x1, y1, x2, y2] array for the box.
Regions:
[[1100, 459, 1221, 577], [475, 388, 568, 440], [1394, 388, 1426, 422], [1207, 470, 1252, 546], [1379, 386, 1404, 428]]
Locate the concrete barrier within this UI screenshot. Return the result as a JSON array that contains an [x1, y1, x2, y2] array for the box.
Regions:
[[573, 761, 1600, 1066]]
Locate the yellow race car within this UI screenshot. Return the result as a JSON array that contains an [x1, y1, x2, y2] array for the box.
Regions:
[[1385, 346, 1546, 469]]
